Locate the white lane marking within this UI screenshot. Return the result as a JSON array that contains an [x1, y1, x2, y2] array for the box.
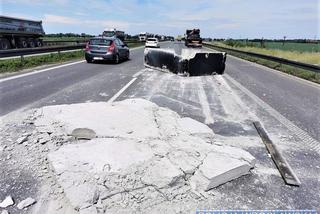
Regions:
[[0, 60, 86, 83], [0, 45, 146, 84], [0, 49, 83, 61], [197, 79, 214, 124], [107, 78, 138, 104], [224, 73, 320, 154]]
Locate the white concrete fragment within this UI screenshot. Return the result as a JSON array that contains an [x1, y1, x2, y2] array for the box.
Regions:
[[0, 196, 14, 208], [192, 152, 252, 191], [17, 197, 36, 209], [16, 136, 28, 144], [1, 210, 9, 214]]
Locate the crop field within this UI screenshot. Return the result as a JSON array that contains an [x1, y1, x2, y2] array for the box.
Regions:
[[211, 41, 320, 65], [223, 40, 319, 52]]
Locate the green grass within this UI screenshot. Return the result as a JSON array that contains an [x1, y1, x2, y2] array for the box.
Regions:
[[0, 50, 85, 74], [0, 42, 144, 74], [209, 42, 320, 65], [223, 40, 319, 52], [204, 44, 320, 84]]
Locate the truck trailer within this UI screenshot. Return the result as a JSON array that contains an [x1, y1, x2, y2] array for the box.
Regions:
[[0, 15, 45, 50], [185, 29, 202, 47], [102, 28, 126, 41]]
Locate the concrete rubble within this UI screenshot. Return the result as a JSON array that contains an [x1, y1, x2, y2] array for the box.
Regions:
[[17, 197, 36, 209], [29, 98, 256, 212], [0, 196, 14, 208]]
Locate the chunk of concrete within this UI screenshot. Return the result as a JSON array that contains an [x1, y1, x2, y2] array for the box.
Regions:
[[192, 152, 252, 191], [0, 196, 14, 208], [39, 98, 256, 211], [17, 197, 36, 209]]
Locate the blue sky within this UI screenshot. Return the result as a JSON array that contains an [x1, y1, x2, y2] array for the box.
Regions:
[[2, 0, 319, 39]]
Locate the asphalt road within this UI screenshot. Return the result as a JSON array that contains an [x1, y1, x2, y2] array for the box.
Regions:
[[1, 41, 319, 209], [1, 42, 319, 142]]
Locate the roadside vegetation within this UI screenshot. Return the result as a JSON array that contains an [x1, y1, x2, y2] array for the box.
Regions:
[[205, 43, 320, 84], [209, 41, 320, 65], [0, 50, 84, 74], [0, 43, 144, 74]]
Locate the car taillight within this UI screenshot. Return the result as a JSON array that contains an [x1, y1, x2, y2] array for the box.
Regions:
[[108, 42, 115, 52], [85, 42, 90, 51]]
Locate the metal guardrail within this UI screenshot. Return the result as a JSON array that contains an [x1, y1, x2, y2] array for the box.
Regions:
[[0, 40, 145, 58], [204, 43, 320, 73], [0, 45, 85, 58]]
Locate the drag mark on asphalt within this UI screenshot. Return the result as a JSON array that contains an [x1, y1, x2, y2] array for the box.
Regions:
[[197, 79, 214, 124], [224, 73, 320, 154]]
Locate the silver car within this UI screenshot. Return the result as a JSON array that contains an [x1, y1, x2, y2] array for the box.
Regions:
[[84, 37, 130, 63]]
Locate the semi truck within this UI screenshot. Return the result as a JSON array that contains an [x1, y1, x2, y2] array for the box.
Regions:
[[0, 15, 45, 50], [102, 28, 126, 41], [185, 29, 202, 47]]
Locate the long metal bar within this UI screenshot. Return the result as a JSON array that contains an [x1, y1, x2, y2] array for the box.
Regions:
[[253, 121, 301, 186]]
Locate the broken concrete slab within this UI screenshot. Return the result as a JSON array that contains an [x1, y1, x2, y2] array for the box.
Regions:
[[0, 196, 14, 208], [36, 99, 256, 211], [198, 152, 252, 190]]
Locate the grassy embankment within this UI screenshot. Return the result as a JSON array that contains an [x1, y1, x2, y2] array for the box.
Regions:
[[0, 42, 143, 74], [205, 41, 320, 84]]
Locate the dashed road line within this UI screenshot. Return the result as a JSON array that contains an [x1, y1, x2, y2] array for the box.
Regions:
[[224, 73, 320, 154], [0, 60, 86, 83]]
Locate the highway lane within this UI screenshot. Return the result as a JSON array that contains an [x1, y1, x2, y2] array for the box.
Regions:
[[0, 45, 146, 115], [0, 41, 319, 208], [223, 55, 320, 142], [0, 41, 319, 143]]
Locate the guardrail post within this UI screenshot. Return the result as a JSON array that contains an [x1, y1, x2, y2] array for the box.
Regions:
[[58, 50, 61, 60], [20, 55, 24, 63]]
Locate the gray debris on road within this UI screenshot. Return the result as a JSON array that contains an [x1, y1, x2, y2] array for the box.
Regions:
[[34, 98, 256, 212]]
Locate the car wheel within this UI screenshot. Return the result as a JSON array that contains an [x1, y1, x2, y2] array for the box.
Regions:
[[114, 54, 120, 64], [85, 56, 93, 63]]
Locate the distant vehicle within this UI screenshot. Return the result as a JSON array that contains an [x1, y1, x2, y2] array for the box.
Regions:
[[139, 32, 147, 41], [185, 29, 202, 47], [0, 15, 45, 50], [84, 37, 129, 64], [176, 35, 183, 41], [145, 38, 160, 48], [102, 28, 126, 41]]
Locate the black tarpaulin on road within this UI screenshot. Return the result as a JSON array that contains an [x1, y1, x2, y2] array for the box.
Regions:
[[144, 48, 226, 76]]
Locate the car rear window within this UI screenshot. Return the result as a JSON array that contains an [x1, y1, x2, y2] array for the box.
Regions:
[[147, 38, 157, 41], [90, 39, 112, 46]]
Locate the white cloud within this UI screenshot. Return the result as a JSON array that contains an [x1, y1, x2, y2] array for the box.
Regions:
[[43, 14, 130, 30]]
